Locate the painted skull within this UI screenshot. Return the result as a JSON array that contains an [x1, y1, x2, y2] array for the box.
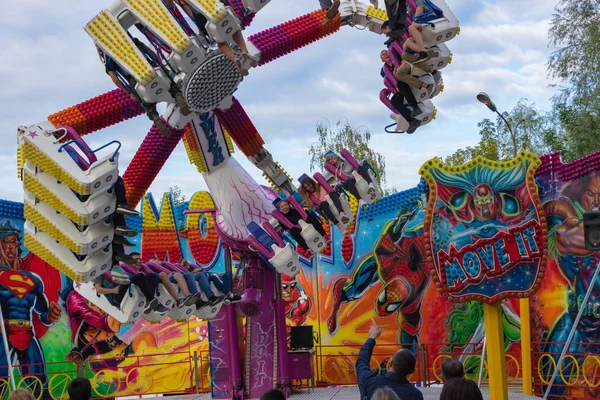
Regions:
[[472, 184, 496, 220]]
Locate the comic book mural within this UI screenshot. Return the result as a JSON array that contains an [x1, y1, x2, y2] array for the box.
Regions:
[[533, 152, 600, 399], [0, 195, 222, 399], [4, 150, 600, 399]]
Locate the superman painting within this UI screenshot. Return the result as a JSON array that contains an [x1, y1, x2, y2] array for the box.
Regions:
[[0, 220, 62, 397]]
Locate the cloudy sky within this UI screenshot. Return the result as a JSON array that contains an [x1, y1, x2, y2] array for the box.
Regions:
[[0, 0, 560, 203]]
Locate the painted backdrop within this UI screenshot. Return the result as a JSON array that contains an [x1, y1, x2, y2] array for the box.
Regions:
[[2, 151, 600, 399]]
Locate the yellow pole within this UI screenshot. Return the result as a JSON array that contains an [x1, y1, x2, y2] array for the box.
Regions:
[[520, 298, 533, 395], [483, 302, 508, 400]]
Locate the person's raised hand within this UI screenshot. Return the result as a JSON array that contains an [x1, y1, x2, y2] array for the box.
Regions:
[[368, 318, 382, 340]]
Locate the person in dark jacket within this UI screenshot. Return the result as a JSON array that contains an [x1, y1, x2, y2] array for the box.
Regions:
[[277, 199, 330, 256], [357, 320, 423, 400]]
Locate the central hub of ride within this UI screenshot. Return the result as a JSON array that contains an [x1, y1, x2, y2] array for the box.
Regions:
[[183, 53, 242, 113]]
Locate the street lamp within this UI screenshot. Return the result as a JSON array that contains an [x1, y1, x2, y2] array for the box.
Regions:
[[476, 92, 498, 113], [476, 92, 536, 158]]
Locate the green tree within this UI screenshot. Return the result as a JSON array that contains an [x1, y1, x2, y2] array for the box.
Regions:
[[308, 120, 392, 194], [445, 101, 559, 165], [169, 185, 186, 205], [548, 0, 600, 160]]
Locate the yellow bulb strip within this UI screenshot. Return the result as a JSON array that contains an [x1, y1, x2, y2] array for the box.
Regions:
[[182, 124, 208, 174], [24, 232, 82, 282], [223, 130, 235, 154], [85, 10, 155, 85], [23, 142, 88, 195], [366, 5, 387, 20], [185, 0, 227, 22], [123, 0, 191, 53], [23, 171, 86, 225], [24, 203, 81, 254], [17, 145, 24, 179]]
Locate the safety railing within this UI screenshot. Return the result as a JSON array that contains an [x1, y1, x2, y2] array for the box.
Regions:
[[0, 350, 212, 400], [312, 342, 522, 388], [532, 341, 600, 399], [12, 341, 584, 399]]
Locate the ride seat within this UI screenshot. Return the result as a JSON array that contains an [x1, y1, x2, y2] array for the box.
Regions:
[[415, 0, 459, 47], [247, 221, 301, 276], [75, 278, 146, 324]]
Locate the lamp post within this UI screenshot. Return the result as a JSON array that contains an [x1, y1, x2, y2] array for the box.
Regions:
[[476, 93, 536, 158]]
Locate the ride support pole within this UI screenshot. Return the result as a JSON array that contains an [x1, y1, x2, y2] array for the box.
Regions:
[[543, 260, 600, 399], [483, 302, 509, 400], [478, 336, 487, 387], [0, 303, 17, 390], [520, 298, 533, 395]]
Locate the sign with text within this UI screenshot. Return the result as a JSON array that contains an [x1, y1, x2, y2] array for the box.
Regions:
[[419, 152, 548, 303], [190, 112, 231, 173]]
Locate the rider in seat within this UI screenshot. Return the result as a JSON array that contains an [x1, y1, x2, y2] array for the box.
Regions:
[[167, 0, 259, 76], [185, 261, 242, 304], [148, 258, 202, 307], [110, 176, 139, 266], [389, 59, 434, 133], [93, 260, 169, 315], [325, 151, 376, 202], [299, 176, 348, 235], [98, 46, 171, 137], [277, 199, 330, 258]]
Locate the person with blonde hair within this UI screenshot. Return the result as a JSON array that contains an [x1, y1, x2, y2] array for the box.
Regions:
[[8, 389, 35, 400], [298, 176, 348, 235], [371, 387, 400, 400]]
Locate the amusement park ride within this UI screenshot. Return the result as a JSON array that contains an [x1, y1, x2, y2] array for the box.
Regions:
[[14, 0, 461, 398]]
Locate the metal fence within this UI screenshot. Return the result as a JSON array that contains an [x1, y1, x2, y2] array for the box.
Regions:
[[6, 341, 599, 399]]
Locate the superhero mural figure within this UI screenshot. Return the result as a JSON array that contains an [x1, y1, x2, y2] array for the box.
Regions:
[[444, 300, 521, 377], [327, 203, 428, 350], [543, 172, 600, 397], [0, 220, 62, 396], [281, 274, 311, 327], [60, 279, 157, 371], [428, 163, 532, 245]]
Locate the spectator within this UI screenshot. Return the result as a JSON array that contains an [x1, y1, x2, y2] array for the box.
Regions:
[[67, 377, 92, 400], [441, 358, 464, 382], [260, 388, 286, 400], [357, 320, 423, 400], [8, 389, 35, 400], [372, 387, 400, 400], [439, 378, 483, 400]]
